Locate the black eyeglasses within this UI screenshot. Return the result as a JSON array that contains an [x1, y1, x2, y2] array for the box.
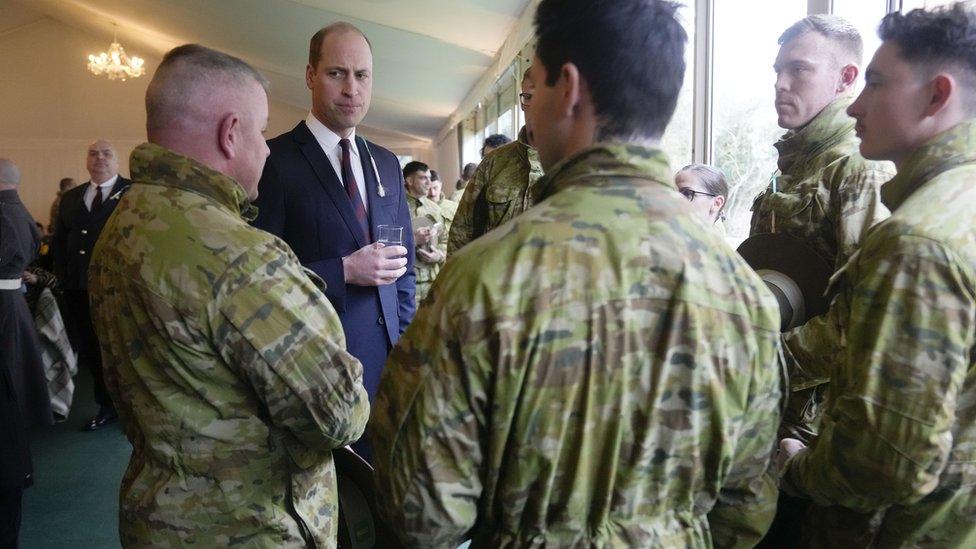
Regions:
[[519, 92, 533, 106], [678, 188, 719, 201]]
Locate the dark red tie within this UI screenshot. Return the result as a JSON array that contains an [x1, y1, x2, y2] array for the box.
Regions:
[[339, 138, 370, 241], [90, 186, 104, 212]]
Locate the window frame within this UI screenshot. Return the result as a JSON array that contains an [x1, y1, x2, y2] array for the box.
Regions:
[[458, 0, 901, 168]]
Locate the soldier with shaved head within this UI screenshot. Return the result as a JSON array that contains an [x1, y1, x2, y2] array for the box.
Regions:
[[87, 43, 368, 546]]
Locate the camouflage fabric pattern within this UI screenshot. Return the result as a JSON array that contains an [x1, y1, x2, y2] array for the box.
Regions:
[[446, 130, 544, 256], [781, 120, 976, 547], [436, 196, 458, 230], [373, 144, 784, 547], [408, 193, 448, 304], [88, 143, 369, 547], [750, 97, 894, 443]]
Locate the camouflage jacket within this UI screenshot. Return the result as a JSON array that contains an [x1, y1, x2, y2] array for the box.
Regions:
[[781, 121, 976, 547], [88, 143, 369, 548], [408, 193, 448, 303], [752, 97, 893, 442], [373, 144, 783, 548], [447, 128, 544, 256], [750, 96, 892, 273]]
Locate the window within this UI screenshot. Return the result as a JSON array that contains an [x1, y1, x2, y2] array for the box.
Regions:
[[659, 1, 695, 168], [711, 0, 807, 243], [498, 108, 514, 140]]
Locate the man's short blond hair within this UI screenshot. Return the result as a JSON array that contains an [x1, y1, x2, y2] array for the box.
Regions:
[[779, 14, 864, 65]]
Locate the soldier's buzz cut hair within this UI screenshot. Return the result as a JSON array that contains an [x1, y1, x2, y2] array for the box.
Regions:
[[534, 0, 686, 141], [880, 2, 976, 110], [779, 14, 864, 65], [309, 22, 372, 68], [146, 44, 269, 133], [403, 161, 429, 179]]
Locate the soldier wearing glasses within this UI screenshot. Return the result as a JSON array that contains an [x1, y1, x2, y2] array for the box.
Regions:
[[447, 68, 545, 255]]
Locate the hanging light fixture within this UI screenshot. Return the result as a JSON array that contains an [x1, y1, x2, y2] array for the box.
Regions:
[[87, 26, 145, 81]]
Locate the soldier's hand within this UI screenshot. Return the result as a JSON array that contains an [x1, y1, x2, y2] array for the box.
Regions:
[[776, 438, 807, 472], [343, 242, 408, 286], [416, 247, 445, 264], [414, 227, 433, 246]]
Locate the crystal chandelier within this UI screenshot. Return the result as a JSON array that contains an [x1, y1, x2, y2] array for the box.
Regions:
[[87, 29, 145, 81]]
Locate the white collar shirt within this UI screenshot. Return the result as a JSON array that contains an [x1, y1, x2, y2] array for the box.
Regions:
[[84, 174, 119, 211], [306, 112, 369, 209]]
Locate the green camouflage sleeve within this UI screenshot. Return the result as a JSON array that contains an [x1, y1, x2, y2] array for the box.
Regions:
[[831, 167, 891, 271], [447, 158, 491, 257], [372, 287, 485, 547], [783, 235, 974, 511], [781, 288, 848, 392], [707, 340, 783, 548], [212, 237, 370, 466]]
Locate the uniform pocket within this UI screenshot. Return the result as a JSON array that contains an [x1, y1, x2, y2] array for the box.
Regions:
[[485, 185, 520, 229]]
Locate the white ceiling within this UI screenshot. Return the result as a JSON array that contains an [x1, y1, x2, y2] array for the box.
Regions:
[[8, 0, 533, 144]]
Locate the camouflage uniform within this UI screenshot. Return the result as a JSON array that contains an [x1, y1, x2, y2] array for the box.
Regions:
[[436, 196, 458, 230], [88, 143, 369, 547], [447, 127, 545, 256], [750, 97, 894, 442], [408, 194, 448, 304], [781, 120, 976, 547], [373, 144, 784, 548]]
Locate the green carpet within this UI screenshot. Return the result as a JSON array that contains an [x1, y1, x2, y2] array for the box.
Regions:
[[21, 367, 130, 548]]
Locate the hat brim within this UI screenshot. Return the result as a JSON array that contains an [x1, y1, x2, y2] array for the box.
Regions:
[[737, 232, 834, 323]]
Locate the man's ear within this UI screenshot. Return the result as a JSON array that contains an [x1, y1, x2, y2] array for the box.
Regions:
[[838, 63, 859, 93], [925, 73, 955, 116], [218, 113, 240, 160], [305, 64, 316, 90], [559, 62, 583, 118]]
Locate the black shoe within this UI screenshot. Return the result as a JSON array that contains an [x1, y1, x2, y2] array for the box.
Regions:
[[84, 407, 118, 431]]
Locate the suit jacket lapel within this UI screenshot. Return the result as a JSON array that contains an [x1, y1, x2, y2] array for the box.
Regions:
[[293, 122, 368, 248]]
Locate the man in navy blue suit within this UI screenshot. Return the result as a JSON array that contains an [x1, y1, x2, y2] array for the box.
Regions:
[[252, 22, 415, 429]]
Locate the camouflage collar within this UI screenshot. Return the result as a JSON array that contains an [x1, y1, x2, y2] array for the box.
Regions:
[[407, 193, 432, 208], [129, 143, 258, 222], [775, 96, 855, 174], [881, 119, 976, 212], [538, 143, 672, 200]]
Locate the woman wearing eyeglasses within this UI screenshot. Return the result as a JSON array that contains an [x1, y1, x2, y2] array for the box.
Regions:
[[675, 164, 728, 227]]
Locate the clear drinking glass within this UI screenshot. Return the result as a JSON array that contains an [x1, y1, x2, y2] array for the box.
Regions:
[[377, 225, 403, 246]]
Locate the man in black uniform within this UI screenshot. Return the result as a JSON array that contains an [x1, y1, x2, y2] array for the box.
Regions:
[[0, 158, 51, 546], [51, 140, 130, 430]]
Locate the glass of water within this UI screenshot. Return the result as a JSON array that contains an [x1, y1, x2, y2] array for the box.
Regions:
[[377, 225, 403, 246]]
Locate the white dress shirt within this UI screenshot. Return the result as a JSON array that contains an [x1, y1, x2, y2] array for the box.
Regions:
[[305, 112, 369, 209], [83, 174, 119, 211]]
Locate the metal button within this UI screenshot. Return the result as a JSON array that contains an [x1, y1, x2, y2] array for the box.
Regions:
[[377, 316, 385, 326], [79, 250, 86, 255], [81, 229, 88, 234]]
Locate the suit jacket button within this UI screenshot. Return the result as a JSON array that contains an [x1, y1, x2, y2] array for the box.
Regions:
[[377, 316, 385, 326], [81, 229, 88, 234], [79, 250, 86, 255]]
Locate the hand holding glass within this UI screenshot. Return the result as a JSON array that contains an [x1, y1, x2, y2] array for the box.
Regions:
[[377, 225, 403, 246]]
